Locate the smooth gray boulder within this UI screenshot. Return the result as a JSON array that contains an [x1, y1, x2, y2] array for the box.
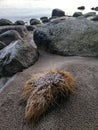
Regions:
[[0, 26, 28, 38], [73, 12, 83, 17], [30, 18, 41, 25], [40, 17, 50, 23], [0, 40, 39, 77], [14, 20, 25, 25], [91, 15, 98, 21], [0, 19, 13, 26], [0, 30, 22, 46], [52, 8, 65, 17], [84, 12, 96, 18], [34, 17, 98, 57]]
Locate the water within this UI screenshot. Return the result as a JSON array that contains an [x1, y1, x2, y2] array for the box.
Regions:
[[0, 0, 98, 22]]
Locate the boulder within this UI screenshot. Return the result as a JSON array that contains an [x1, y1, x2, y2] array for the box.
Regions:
[[0, 19, 13, 26], [84, 12, 96, 18], [26, 25, 36, 31], [0, 30, 22, 46], [0, 41, 6, 50], [78, 6, 85, 10], [14, 20, 25, 25], [50, 16, 66, 23], [73, 12, 83, 17], [34, 18, 98, 57], [0, 26, 28, 38], [0, 40, 39, 77], [30, 18, 41, 25], [52, 8, 65, 17], [94, 6, 98, 11], [91, 15, 98, 21], [40, 17, 50, 23], [91, 7, 95, 10]]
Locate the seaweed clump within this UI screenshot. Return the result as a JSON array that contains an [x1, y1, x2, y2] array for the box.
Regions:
[[20, 69, 75, 124]]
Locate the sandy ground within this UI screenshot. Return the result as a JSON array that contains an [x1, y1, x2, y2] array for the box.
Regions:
[[0, 51, 98, 130]]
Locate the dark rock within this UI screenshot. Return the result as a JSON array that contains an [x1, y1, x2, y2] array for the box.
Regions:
[[52, 8, 65, 17], [40, 17, 49, 23], [73, 12, 83, 17], [50, 16, 66, 23], [91, 7, 95, 10], [15, 20, 25, 25], [0, 40, 39, 77], [84, 12, 96, 18], [0, 30, 22, 46], [0, 26, 28, 38], [94, 6, 98, 11], [34, 18, 98, 57], [78, 6, 85, 10], [30, 19, 41, 25], [0, 19, 13, 26], [26, 25, 36, 31], [0, 41, 6, 50], [91, 15, 98, 21]]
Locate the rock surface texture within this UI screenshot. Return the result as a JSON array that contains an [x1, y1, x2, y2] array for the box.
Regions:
[[0, 26, 39, 77], [34, 18, 98, 57], [52, 8, 65, 17], [0, 30, 22, 45], [30, 19, 41, 25]]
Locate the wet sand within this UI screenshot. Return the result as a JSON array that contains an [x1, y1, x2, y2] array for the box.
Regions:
[[0, 51, 98, 130]]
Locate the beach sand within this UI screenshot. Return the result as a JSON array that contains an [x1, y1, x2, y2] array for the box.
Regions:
[[0, 51, 98, 130]]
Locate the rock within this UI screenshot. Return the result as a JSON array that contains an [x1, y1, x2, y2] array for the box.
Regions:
[[52, 8, 65, 17], [0, 19, 13, 26], [0, 30, 22, 46], [0, 41, 6, 50], [50, 16, 66, 24], [14, 20, 25, 25], [0, 26, 28, 38], [34, 17, 98, 57], [40, 17, 49, 23], [91, 15, 98, 21], [94, 6, 98, 11], [84, 12, 96, 18], [91, 7, 95, 10], [0, 40, 39, 77], [78, 6, 85, 10], [26, 25, 36, 31], [73, 12, 83, 17], [30, 19, 41, 25]]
